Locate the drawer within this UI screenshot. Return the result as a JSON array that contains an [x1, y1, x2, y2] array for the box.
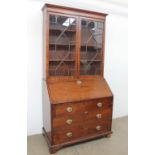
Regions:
[[53, 107, 112, 129], [53, 97, 113, 117], [53, 119, 111, 144]]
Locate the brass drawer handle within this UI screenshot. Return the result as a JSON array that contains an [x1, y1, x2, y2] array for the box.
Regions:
[[96, 114, 102, 119], [97, 102, 103, 108], [76, 80, 82, 85], [66, 119, 73, 125], [84, 111, 88, 114], [66, 132, 72, 138], [96, 125, 101, 131], [66, 107, 72, 112]]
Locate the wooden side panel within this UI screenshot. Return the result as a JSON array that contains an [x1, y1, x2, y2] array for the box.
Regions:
[[42, 80, 51, 142], [42, 8, 46, 79], [43, 8, 49, 79]]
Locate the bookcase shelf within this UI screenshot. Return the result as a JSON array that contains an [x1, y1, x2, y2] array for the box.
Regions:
[[49, 59, 75, 62], [50, 28, 76, 33], [46, 12, 104, 77]]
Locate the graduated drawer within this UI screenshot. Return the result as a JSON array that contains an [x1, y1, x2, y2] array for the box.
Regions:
[[53, 97, 113, 117], [53, 107, 112, 129], [53, 119, 111, 144]]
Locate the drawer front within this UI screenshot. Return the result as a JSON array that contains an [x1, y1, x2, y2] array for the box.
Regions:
[[53, 107, 112, 129], [53, 97, 113, 117], [53, 119, 111, 144]]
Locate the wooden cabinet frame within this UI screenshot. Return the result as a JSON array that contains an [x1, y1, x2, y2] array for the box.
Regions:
[[42, 4, 108, 81], [42, 4, 113, 154]]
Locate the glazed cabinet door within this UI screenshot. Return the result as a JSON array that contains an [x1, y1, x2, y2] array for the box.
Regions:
[[79, 18, 104, 76], [48, 13, 78, 77]]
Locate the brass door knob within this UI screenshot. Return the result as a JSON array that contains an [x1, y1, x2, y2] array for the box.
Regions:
[[66, 107, 72, 112], [96, 125, 101, 131], [66, 119, 73, 125], [66, 132, 72, 138], [97, 102, 103, 108], [96, 114, 102, 119]]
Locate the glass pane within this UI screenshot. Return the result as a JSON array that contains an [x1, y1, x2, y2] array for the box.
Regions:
[[80, 19, 103, 75], [49, 15, 76, 76]]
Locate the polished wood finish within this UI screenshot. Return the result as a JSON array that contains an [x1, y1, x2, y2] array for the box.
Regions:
[[53, 119, 111, 144], [42, 3, 113, 154], [53, 109, 112, 129], [48, 78, 112, 103], [52, 97, 112, 116], [42, 3, 107, 20], [42, 80, 51, 141]]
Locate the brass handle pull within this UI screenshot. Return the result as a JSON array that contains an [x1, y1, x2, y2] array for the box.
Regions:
[[96, 114, 102, 119], [76, 80, 82, 85], [66, 119, 73, 125], [96, 125, 101, 131], [97, 102, 103, 108], [66, 132, 72, 138], [66, 107, 72, 112], [84, 111, 88, 114]]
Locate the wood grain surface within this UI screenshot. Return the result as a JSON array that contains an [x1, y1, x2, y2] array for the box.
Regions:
[[48, 78, 113, 104]]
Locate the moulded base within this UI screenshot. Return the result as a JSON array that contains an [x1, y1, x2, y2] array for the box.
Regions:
[[42, 127, 112, 154]]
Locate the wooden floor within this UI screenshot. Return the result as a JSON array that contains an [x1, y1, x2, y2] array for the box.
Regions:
[[27, 116, 128, 155]]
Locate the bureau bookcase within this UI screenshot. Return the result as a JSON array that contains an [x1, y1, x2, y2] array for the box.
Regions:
[[42, 4, 113, 153]]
